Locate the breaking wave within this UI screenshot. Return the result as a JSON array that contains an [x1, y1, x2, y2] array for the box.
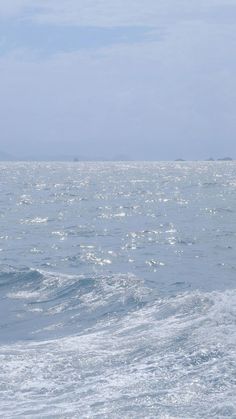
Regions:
[[0, 267, 235, 418]]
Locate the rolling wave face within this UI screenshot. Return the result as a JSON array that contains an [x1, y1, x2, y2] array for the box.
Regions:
[[0, 269, 235, 418], [0, 268, 150, 342]]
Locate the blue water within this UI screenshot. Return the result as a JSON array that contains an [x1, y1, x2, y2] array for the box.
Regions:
[[0, 162, 236, 417]]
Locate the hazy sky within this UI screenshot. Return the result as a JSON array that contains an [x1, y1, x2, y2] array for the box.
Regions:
[[1, 0, 236, 159]]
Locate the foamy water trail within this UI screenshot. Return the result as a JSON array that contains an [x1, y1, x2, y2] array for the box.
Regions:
[[0, 270, 235, 418]]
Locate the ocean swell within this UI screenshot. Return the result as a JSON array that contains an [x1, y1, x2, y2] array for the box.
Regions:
[[0, 267, 235, 417], [0, 267, 150, 342]]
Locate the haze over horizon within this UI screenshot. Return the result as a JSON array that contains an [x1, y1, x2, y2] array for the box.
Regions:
[[1, 1, 236, 160]]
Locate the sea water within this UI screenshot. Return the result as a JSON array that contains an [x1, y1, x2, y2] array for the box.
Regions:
[[0, 161, 235, 418]]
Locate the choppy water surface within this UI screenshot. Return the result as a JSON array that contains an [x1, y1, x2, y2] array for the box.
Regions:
[[0, 162, 236, 418]]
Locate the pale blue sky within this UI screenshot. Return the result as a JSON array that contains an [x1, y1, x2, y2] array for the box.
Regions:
[[0, 0, 236, 160]]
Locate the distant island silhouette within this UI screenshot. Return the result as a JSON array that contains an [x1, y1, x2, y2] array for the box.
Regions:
[[0, 150, 234, 162]]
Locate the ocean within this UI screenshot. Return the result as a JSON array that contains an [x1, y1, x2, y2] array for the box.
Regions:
[[0, 161, 235, 418]]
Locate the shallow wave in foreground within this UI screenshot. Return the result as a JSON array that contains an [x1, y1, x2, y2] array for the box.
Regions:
[[0, 267, 236, 418]]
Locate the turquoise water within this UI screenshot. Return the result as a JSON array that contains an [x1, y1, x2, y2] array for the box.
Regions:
[[0, 162, 236, 417]]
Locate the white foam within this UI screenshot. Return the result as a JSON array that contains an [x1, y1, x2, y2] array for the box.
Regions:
[[0, 287, 235, 417]]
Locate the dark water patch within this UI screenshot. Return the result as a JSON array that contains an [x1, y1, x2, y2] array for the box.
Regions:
[[0, 267, 43, 288]]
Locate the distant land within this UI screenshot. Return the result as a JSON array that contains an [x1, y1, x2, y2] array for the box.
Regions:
[[0, 151, 133, 161], [175, 157, 234, 162], [0, 150, 234, 162]]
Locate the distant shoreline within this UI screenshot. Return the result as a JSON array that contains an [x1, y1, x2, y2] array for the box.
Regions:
[[0, 159, 234, 163]]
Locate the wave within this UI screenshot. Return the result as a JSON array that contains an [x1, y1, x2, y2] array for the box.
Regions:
[[0, 267, 235, 417], [0, 267, 150, 342]]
